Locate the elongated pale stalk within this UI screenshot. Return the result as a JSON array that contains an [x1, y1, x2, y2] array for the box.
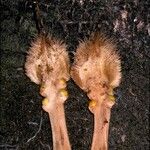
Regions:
[[44, 101, 71, 150], [90, 99, 114, 150], [71, 32, 121, 150], [25, 34, 71, 150]]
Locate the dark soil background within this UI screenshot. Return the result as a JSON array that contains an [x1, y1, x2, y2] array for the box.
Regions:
[[0, 0, 149, 150]]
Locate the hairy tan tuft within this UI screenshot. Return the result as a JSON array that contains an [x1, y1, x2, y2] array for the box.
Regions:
[[71, 32, 121, 91], [25, 34, 70, 85]]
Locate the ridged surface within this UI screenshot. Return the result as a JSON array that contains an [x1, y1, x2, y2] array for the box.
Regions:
[[25, 35, 70, 85], [71, 33, 121, 96]]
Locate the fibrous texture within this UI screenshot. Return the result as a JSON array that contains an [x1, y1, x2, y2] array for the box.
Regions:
[[71, 32, 121, 150], [25, 34, 71, 150]]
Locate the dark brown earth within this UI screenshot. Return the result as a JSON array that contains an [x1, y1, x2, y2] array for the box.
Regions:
[[0, 0, 149, 150]]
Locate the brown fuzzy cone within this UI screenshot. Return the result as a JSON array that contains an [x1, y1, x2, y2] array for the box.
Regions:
[[25, 34, 70, 86]]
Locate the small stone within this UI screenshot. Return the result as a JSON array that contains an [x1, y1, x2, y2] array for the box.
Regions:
[[121, 134, 126, 142]]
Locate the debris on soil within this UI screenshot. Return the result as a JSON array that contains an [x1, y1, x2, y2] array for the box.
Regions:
[[0, 0, 149, 150]]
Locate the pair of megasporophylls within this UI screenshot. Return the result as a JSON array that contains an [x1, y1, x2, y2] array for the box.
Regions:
[[25, 32, 121, 150]]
